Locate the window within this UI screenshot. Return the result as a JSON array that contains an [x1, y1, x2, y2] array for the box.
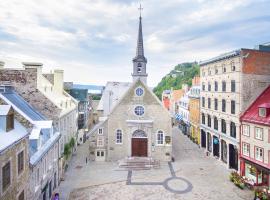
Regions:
[[202, 97, 205, 107], [255, 127, 263, 140], [157, 130, 164, 145], [231, 80, 236, 92], [17, 150, 24, 175], [242, 143, 250, 157], [135, 87, 144, 96], [116, 129, 122, 144], [2, 161, 11, 192], [230, 122, 236, 138], [98, 128, 103, 135], [208, 98, 211, 109], [214, 81, 218, 91], [231, 100, 235, 114], [214, 117, 218, 130], [137, 63, 142, 73], [231, 62, 236, 71], [97, 136, 104, 147], [242, 125, 250, 136], [255, 147, 263, 162], [208, 82, 211, 91], [6, 113, 14, 132], [18, 190, 24, 200], [223, 65, 226, 73], [134, 106, 144, 116], [202, 113, 205, 124], [221, 119, 226, 134], [222, 81, 226, 92], [202, 83, 205, 91], [208, 69, 211, 75], [215, 67, 218, 74], [222, 99, 226, 112], [207, 115, 211, 128], [259, 108, 266, 117], [214, 98, 218, 110]]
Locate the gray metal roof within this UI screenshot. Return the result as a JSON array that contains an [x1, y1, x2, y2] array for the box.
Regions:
[[0, 90, 46, 121]]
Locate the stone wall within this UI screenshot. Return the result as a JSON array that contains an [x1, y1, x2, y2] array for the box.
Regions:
[[0, 137, 29, 200]]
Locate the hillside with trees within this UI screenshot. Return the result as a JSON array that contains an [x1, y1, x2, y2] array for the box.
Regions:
[[153, 62, 199, 99]]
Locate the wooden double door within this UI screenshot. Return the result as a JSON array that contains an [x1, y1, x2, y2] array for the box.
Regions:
[[132, 138, 148, 157]]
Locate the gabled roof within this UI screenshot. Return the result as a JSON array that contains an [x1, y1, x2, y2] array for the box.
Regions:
[[241, 85, 270, 125], [0, 105, 11, 115], [108, 78, 171, 118], [0, 89, 46, 121]]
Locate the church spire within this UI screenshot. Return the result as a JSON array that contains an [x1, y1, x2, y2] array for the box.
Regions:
[[132, 4, 148, 85]]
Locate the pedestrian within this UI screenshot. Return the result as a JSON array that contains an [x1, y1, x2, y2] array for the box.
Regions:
[[86, 157, 87, 164]]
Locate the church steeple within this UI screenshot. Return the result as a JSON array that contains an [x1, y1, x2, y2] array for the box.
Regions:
[[132, 4, 148, 85]]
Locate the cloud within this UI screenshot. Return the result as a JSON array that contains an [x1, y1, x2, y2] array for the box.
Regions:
[[0, 0, 270, 87]]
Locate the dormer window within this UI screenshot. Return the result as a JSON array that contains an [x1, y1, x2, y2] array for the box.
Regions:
[[259, 107, 266, 117]]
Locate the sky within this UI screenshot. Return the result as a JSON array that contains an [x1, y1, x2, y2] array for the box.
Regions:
[[0, 0, 270, 87]]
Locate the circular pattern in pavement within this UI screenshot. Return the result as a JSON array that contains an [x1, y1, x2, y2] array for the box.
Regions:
[[163, 177, 193, 194]]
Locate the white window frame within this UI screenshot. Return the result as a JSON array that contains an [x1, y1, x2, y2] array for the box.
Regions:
[[255, 127, 263, 140], [116, 129, 123, 144], [98, 128, 103, 135], [255, 147, 263, 162], [259, 108, 266, 117], [156, 130, 164, 145], [242, 125, 250, 136], [97, 136, 104, 147], [242, 143, 250, 157]]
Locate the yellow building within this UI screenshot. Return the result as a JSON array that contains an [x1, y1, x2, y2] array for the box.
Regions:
[[188, 77, 200, 144]]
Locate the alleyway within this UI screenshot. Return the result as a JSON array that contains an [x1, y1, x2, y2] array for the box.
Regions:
[[58, 127, 253, 200]]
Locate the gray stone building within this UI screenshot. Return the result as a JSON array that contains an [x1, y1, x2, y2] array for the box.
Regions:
[[88, 15, 172, 162]]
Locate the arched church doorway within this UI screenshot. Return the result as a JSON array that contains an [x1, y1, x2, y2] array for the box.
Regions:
[[132, 130, 148, 157]]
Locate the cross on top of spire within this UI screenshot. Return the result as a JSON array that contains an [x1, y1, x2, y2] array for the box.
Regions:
[[138, 4, 143, 18]]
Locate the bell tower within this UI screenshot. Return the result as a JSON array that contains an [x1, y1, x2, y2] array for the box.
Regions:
[[132, 4, 148, 85]]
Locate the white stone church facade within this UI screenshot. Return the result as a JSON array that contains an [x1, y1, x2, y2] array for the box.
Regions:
[[88, 15, 172, 162]]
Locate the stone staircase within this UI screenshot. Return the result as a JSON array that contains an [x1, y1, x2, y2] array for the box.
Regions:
[[118, 157, 160, 171]]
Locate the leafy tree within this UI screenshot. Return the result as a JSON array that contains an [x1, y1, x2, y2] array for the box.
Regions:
[[64, 143, 71, 160], [153, 62, 199, 99]]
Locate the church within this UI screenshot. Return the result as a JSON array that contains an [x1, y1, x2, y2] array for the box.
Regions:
[[88, 12, 172, 162]]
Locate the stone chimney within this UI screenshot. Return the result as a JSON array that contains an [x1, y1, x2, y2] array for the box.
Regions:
[[22, 62, 43, 88], [53, 69, 64, 93], [0, 61, 5, 69]]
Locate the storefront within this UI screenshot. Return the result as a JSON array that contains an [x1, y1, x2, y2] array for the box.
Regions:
[[240, 158, 270, 188]]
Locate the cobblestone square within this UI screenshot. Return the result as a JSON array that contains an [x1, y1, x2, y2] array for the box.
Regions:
[[59, 127, 253, 200]]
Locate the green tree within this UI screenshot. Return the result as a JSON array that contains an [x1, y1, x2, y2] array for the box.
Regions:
[[64, 143, 71, 159]]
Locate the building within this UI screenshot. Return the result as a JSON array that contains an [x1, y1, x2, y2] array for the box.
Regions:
[[177, 86, 190, 135], [162, 90, 171, 111], [0, 105, 29, 200], [0, 63, 78, 178], [240, 86, 270, 188], [200, 45, 270, 170], [188, 76, 201, 144], [88, 14, 172, 162], [170, 89, 184, 120], [0, 86, 60, 200]]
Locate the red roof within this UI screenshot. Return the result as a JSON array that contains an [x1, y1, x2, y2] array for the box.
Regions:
[[241, 86, 270, 126]]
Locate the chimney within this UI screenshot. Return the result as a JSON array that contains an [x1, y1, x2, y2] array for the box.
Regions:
[[0, 105, 14, 132], [0, 61, 4, 69], [53, 69, 64, 93], [22, 62, 43, 88]]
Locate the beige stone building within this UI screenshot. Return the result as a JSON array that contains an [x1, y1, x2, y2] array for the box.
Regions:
[[0, 105, 29, 200], [88, 15, 172, 162], [200, 46, 270, 170]]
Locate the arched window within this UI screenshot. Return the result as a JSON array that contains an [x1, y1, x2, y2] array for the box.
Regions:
[[137, 63, 142, 73], [116, 129, 122, 144], [157, 130, 164, 145]]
